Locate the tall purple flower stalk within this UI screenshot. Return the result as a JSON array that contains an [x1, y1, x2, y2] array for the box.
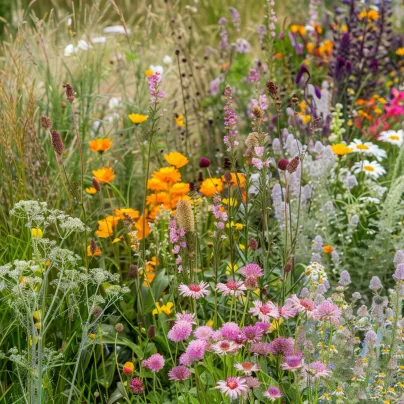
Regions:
[[223, 85, 239, 152]]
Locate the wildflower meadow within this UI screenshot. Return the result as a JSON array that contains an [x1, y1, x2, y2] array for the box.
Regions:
[[0, 0, 404, 403]]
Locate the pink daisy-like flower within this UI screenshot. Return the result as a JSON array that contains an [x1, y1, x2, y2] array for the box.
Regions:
[[168, 365, 191, 381], [263, 386, 282, 400], [281, 355, 303, 371], [176, 312, 197, 324], [186, 339, 208, 361], [216, 377, 249, 399], [249, 300, 279, 322], [313, 300, 341, 324], [168, 320, 193, 342], [245, 376, 260, 388], [302, 361, 330, 381], [241, 324, 265, 342], [216, 280, 246, 297], [194, 325, 214, 341], [142, 353, 165, 372], [221, 322, 240, 340], [178, 282, 210, 299], [212, 340, 240, 355], [234, 361, 260, 375], [240, 263, 264, 278]]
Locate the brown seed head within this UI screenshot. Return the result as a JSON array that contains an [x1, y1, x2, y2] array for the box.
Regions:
[[266, 80, 278, 98], [90, 239, 97, 255], [249, 237, 258, 251], [252, 106, 263, 120], [223, 171, 232, 183], [147, 325, 156, 339], [62, 83, 75, 103], [287, 156, 300, 174], [92, 178, 101, 192], [128, 264, 138, 279], [50, 130, 65, 155], [41, 116, 53, 130]]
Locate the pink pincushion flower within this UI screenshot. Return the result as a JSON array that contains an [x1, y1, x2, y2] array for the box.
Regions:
[[179, 353, 193, 366], [249, 342, 272, 356], [212, 340, 240, 355], [263, 386, 282, 400], [234, 361, 260, 375], [129, 377, 143, 394], [216, 280, 246, 297], [168, 365, 191, 381], [241, 324, 265, 342], [178, 281, 210, 299], [194, 326, 214, 341], [168, 320, 193, 342], [216, 377, 249, 399], [142, 353, 165, 372], [302, 361, 330, 380], [268, 337, 296, 357], [221, 322, 240, 340], [186, 339, 207, 361], [249, 300, 279, 322], [314, 300, 341, 324], [240, 263, 264, 278]]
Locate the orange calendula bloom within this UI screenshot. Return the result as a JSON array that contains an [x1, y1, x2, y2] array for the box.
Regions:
[[89, 138, 112, 153], [323, 245, 333, 254], [128, 113, 149, 124], [152, 166, 181, 184], [170, 182, 190, 196], [164, 152, 189, 168], [85, 187, 97, 195], [174, 114, 185, 127], [92, 167, 115, 183], [331, 144, 353, 156], [145, 69, 153, 77], [135, 216, 151, 239], [222, 172, 246, 188], [87, 245, 102, 256], [200, 178, 223, 197], [147, 178, 169, 191], [95, 216, 119, 238], [114, 208, 140, 221], [146, 192, 171, 207]]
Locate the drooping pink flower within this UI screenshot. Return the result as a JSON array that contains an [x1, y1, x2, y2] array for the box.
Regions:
[[178, 281, 210, 299], [168, 320, 193, 342], [263, 386, 282, 400], [313, 300, 341, 324], [194, 325, 214, 341], [212, 340, 240, 355], [216, 280, 246, 297], [129, 377, 144, 394], [281, 354, 303, 371], [186, 339, 207, 361], [234, 361, 260, 375], [216, 377, 249, 399], [168, 365, 191, 381], [240, 263, 264, 278], [302, 361, 330, 380], [221, 322, 240, 340], [142, 353, 165, 372], [249, 300, 279, 322]]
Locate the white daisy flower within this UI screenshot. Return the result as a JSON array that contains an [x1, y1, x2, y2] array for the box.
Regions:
[[379, 129, 404, 147], [348, 139, 386, 161], [352, 160, 386, 179]]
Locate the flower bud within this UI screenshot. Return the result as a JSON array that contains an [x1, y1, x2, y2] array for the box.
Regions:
[[199, 157, 211, 168], [277, 158, 289, 171], [115, 323, 124, 333]]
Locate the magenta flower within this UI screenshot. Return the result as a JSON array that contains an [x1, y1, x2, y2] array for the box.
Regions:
[[216, 280, 246, 297], [142, 353, 165, 372], [179, 353, 193, 366], [249, 342, 272, 356], [167, 320, 192, 342], [241, 324, 265, 342], [240, 263, 264, 278], [281, 355, 304, 371], [178, 281, 210, 299], [302, 361, 330, 381], [176, 312, 197, 324], [220, 322, 240, 340], [185, 339, 207, 361], [313, 300, 341, 324], [216, 377, 249, 399], [263, 386, 283, 400], [249, 300, 279, 322], [268, 337, 296, 357], [129, 377, 143, 394], [168, 365, 191, 381]]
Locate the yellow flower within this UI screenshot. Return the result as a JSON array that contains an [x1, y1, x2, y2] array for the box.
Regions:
[[225, 263, 238, 275], [112, 237, 122, 244], [359, 9, 379, 22], [114, 208, 140, 221], [268, 318, 284, 333], [301, 115, 311, 125], [33, 310, 42, 321], [396, 48, 404, 57], [222, 198, 238, 207], [171, 182, 190, 196], [92, 167, 115, 183], [206, 319, 214, 327], [89, 333, 96, 340], [323, 245, 333, 254], [152, 302, 174, 316], [31, 228, 43, 238], [35, 322, 41, 329], [95, 216, 119, 238], [152, 166, 181, 184], [221, 172, 246, 188], [85, 187, 97, 195], [200, 178, 223, 197], [331, 144, 353, 156], [87, 245, 102, 256], [128, 113, 149, 124], [239, 244, 245, 250], [164, 152, 189, 168], [89, 138, 112, 153], [174, 113, 185, 127]]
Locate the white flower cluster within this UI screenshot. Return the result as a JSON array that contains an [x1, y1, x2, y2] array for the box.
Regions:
[[329, 103, 346, 143]]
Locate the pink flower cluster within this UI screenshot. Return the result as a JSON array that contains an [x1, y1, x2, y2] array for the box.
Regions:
[[223, 85, 239, 151], [147, 72, 164, 103], [142, 353, 165, 372], [211, 194, 228, 235], [169, 219, 186, 272]]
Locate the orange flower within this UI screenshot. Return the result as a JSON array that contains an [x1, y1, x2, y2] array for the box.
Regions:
[[323, 245, 333, 254], [170, 182, 190, 196], [87, 245, 102, 256], [123, 362, 134, 375], [114, 208, 140, 221], [152, 167, 181, 184], [95, 216, 119, 238], [146, 192, 171, 207], [148, 205, 163, 220], [135, 216, 151, 239], [164, 152, 189, 168], [89, 138, 112, 153], [221, 172, 246, 188], [143, 271, 156, 286], [85, 187, 97, 195], [147, 178, 169, 191], [92, 167, 115, 183], [200, 178, 223, 197], [174, 114, 185, 127]]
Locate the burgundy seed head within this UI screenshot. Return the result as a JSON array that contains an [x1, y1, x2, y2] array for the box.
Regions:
[[199, 157, 211, 168], [277, 158, 289, 171]]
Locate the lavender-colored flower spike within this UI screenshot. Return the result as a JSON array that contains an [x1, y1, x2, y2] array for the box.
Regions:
[[296, 65, 310, 86], [369, 276, 382, 291], [338, 270, 351, 286], [393, 250, 404, 267], [364, 330, 378, 346], [393, 264, 404, 281]]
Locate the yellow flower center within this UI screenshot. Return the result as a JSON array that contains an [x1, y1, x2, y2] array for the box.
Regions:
[[356, 144, 369, 150], [390, 135, 400, 140], [363, 165, 375, 172]]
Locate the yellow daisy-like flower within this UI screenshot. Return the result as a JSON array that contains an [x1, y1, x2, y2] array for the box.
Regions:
[[331, 144, 353, 156], [152, 302, 174, 316], [85, 187, 97, 195], [200, 178, 223, 197], [92, 167, 115, 183], [396, 48, 404, 57], [152, 166, 182, 184], [31, 228, 43, 238], [114, 208, 140, 221], [164, 151, 189, 168], [128, 113, 149, 124], [89, 138, 112, 153], [174, 113, 185, 127]]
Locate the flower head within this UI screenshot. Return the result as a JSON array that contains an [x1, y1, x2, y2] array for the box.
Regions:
[[263, 386, 283, 400], [216, 280, 246, 297], [240, 263, 264, 278], [234, 361, 260, 375], [129, 377, 143, 394], [142, 353, 165, 372], [302, 361, 330, 380], [168, 365, 191, 381], [200, 178, 223, 197], [92, 167, 115, 183], [314, 300, 341, 324], [379, 130, 403, 147], [123, 361, 134, 375], [89, 138, 112, 153], [216, 377, 249, 399], [352, 160, 386, 179], [167, 320, 192, 342], [331, 143, 352, 156], [128, 113, 149, 124], [179, 282, 210, 299], [164, 152, 189, 168]]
